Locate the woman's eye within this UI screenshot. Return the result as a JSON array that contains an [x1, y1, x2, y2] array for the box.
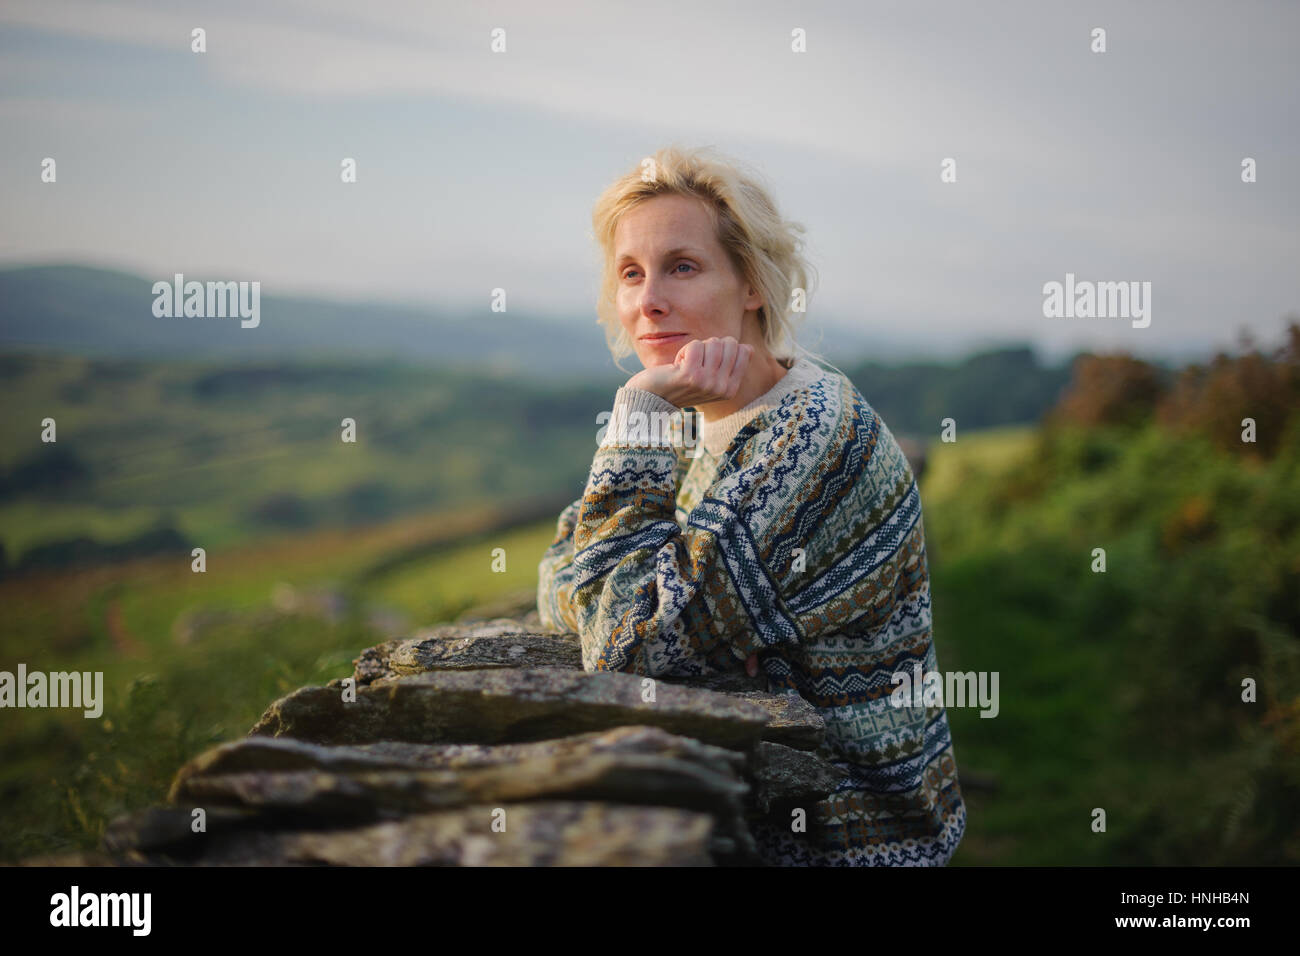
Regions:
[[622, 263, 694, 280]]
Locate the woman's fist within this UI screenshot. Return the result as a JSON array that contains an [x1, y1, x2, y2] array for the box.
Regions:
[[626, 336, 753, 409]]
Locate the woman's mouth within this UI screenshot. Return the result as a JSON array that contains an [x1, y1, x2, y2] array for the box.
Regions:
[[641, 333, 689, 346]]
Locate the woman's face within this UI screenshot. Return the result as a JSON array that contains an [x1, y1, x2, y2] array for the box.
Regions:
[[613, 193, 764, 368]]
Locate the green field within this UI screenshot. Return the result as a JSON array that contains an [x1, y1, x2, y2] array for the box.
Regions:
[[0, 353, 609, 564]]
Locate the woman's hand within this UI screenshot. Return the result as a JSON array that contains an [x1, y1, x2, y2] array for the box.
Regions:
[[627, 335, 761, 680], [626, 336, 753, 409]]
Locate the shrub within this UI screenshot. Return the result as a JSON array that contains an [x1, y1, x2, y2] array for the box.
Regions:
[[1044, 353, 1168, 430], [1156, 321, 1300, 459]]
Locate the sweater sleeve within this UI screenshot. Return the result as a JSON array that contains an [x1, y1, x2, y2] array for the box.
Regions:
[[537, 383, 805, 676], [536, 496, 584, 634]]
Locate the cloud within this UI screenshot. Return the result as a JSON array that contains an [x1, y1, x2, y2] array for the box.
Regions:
[[0, 0, 1108, 169], [1, 0, 1295, 361]]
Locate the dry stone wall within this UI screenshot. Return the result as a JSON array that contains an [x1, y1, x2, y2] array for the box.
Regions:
[[51, 597, 847, 866]]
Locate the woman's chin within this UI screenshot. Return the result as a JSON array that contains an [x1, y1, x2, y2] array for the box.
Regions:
[[641, 337, 692, 363]]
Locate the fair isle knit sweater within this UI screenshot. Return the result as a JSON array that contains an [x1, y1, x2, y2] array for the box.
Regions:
[[536, 356, 967, 866]]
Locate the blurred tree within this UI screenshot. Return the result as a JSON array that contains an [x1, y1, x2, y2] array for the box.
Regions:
[[1044, 353, 1168, 430]]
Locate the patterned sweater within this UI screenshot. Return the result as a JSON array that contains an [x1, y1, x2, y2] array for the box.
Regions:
[[536, 356, 966, 866]]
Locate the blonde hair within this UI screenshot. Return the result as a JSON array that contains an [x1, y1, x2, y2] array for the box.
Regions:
[[591, 144, 829, 373]]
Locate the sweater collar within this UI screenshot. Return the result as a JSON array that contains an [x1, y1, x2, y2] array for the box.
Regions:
[[696, 356, 824, 456]]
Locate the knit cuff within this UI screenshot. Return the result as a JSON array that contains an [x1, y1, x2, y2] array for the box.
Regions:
[[600, 386, 681, 448]]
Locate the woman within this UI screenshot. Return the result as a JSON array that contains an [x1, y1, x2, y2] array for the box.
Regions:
[[537, 145, 966, 866]]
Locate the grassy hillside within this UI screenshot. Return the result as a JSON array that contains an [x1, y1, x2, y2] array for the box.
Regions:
[[2, 328, 1294, 865], [0, 264, 620, 375], [921, 334, 1300, 864], [0, 352, 613, 569], [0, 499, 559, 861], [0, 347, 1075, 575]]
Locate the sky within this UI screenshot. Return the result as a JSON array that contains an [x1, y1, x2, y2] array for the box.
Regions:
[[2, 0, 1297, 364]]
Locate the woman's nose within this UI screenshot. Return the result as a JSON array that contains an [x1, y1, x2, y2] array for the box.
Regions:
[[638, 274, 669, 313]]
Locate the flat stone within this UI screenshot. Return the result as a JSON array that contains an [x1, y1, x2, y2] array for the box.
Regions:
[[724, 689, 825, 751], [172, 753, 749, 823], [353, 638, 403, 686], [387, 633, 581, 676], [661, 669, 770, 694], [170, 724, 747, 798], [353, 624, 579, 685], [186, 802, 718, 866], [249, 667, 775, 751], [748, 741, 850, 815], [346, 625, 825, 750], [166, 724, 766, 865]]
